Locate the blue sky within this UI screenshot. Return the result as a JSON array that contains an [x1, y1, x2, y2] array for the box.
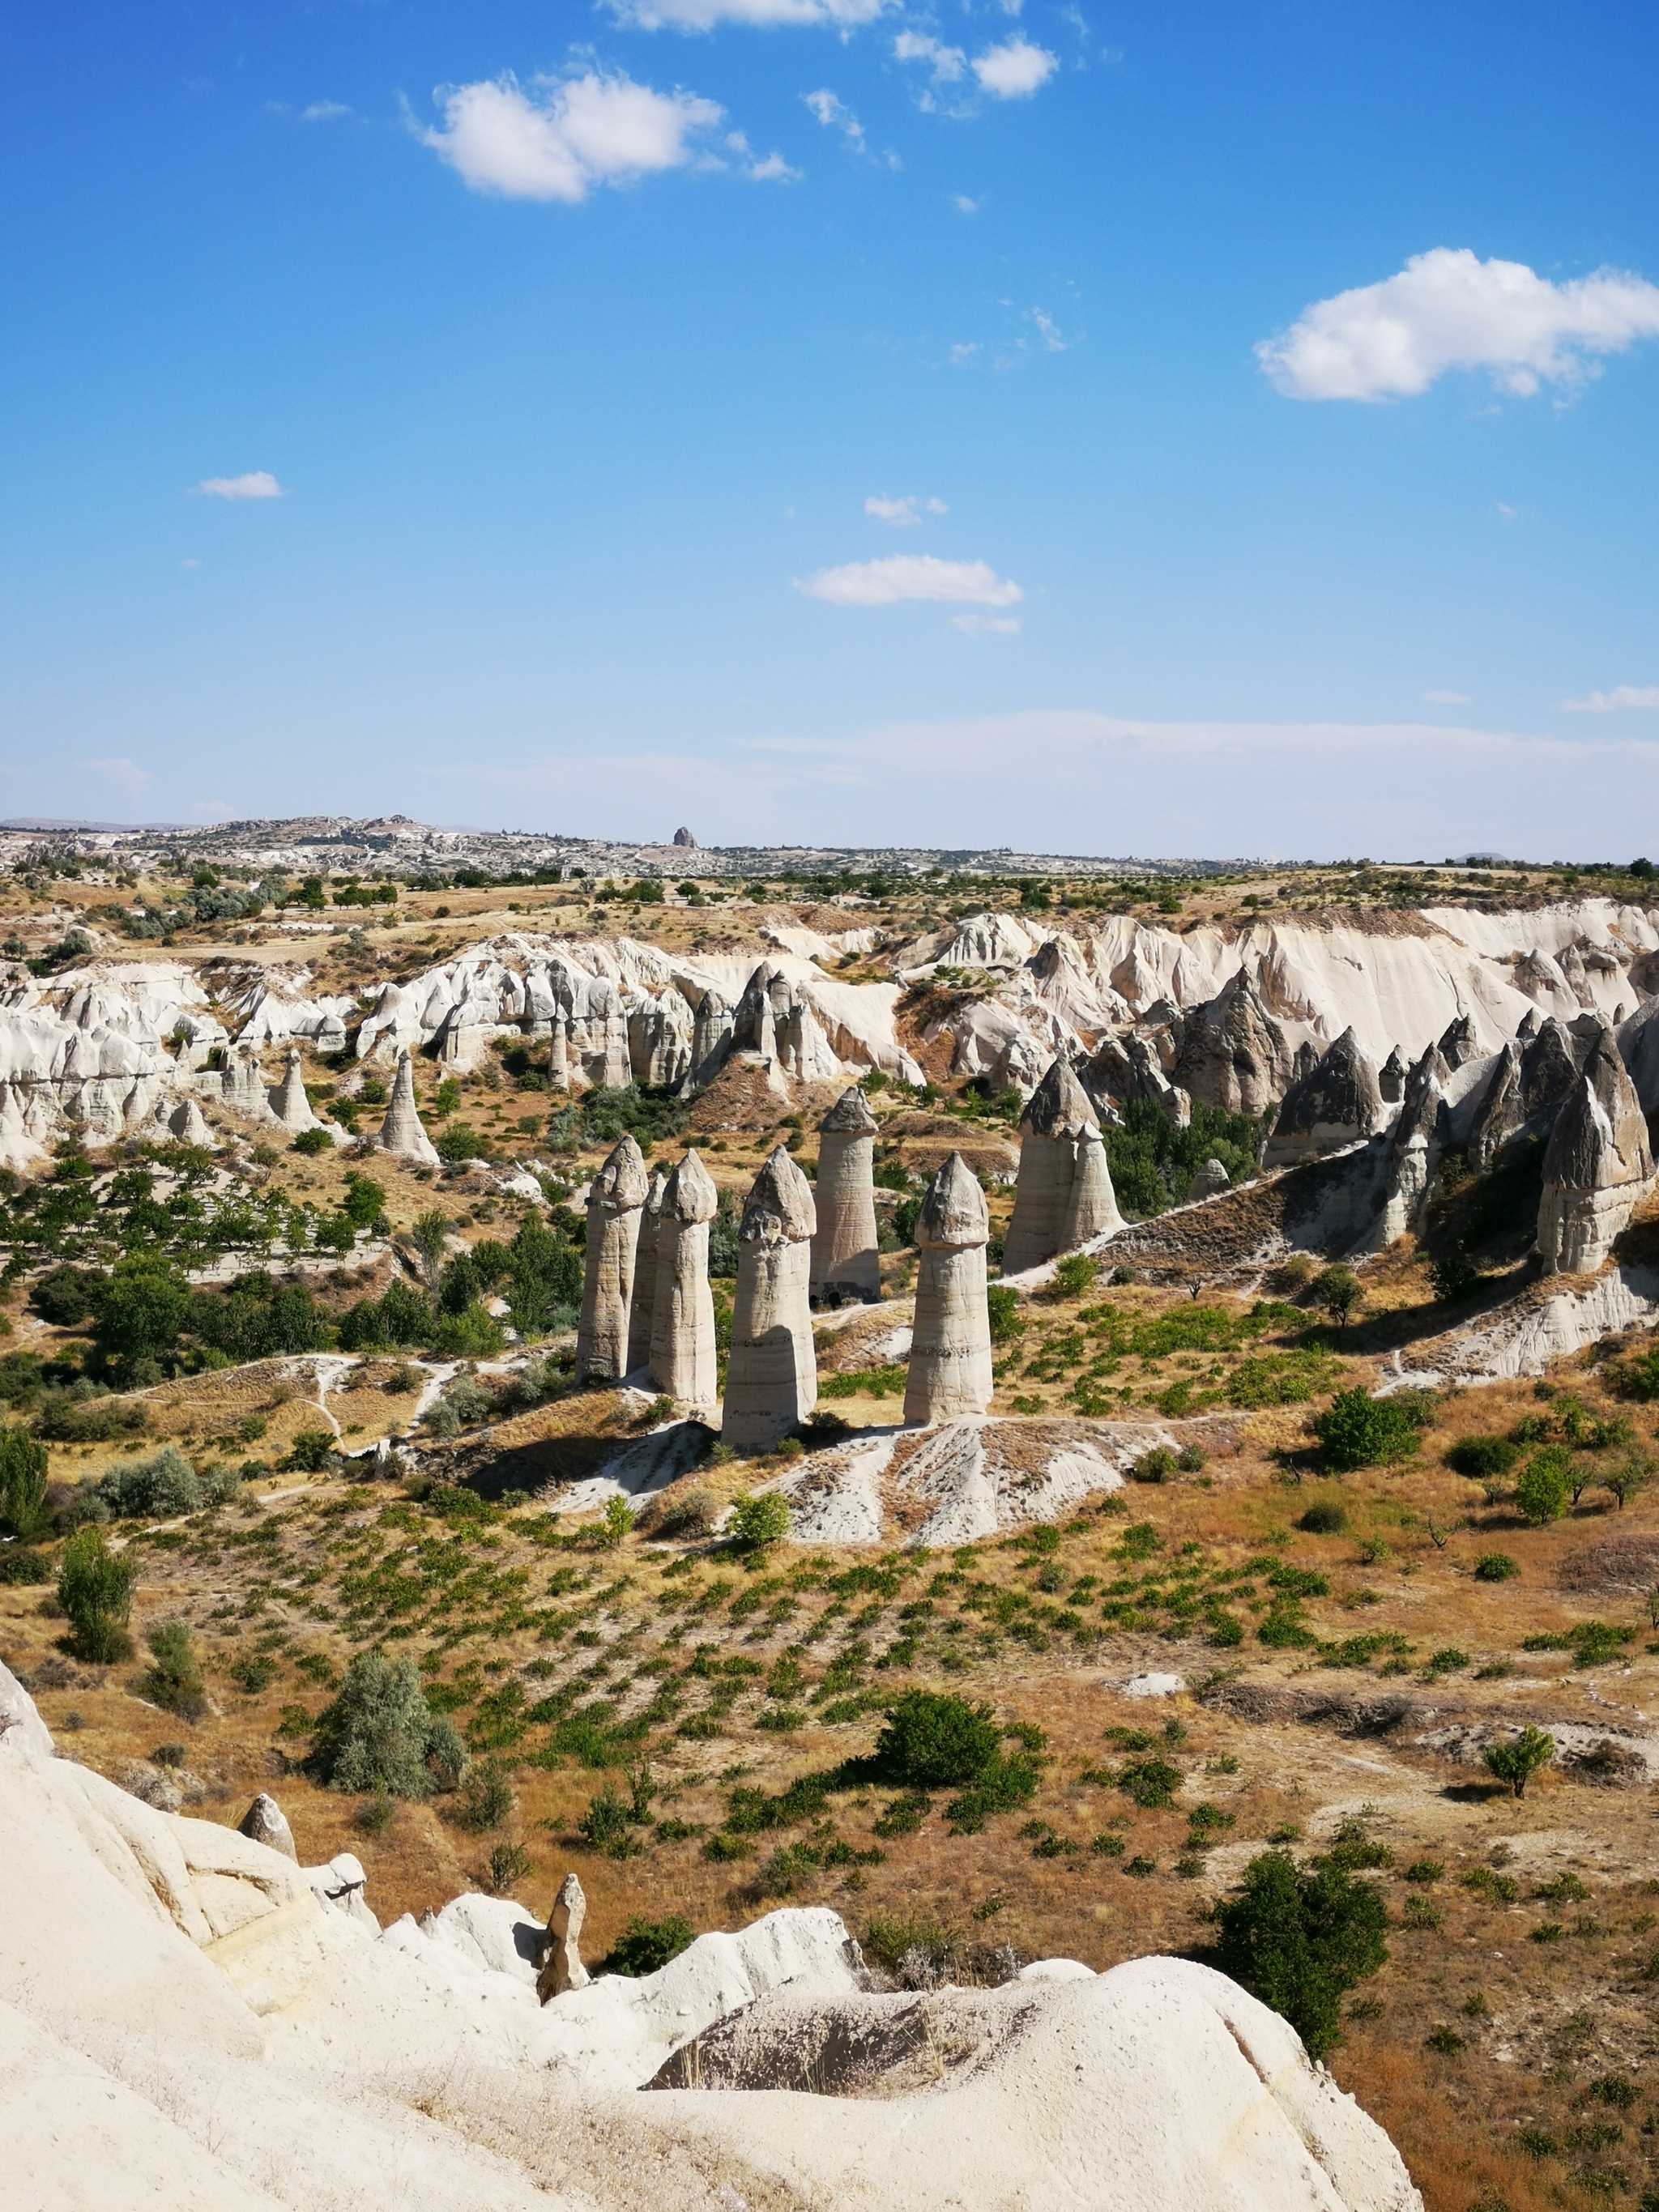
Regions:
[[2, 1, 1657, 859]]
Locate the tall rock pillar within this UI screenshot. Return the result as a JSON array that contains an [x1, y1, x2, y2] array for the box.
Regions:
[[809, 1086, 881, 1302], [1002, 1057, 1111, 1273], [723, 1146, 817, 1452], [575, 1135, 650, 1383], [377, 1051, 439, 1167], [903, 1153, 993, 1426], [1537, 1029, 1655, 1274], [650, 1150, 719, 1405], [626, 1170, 667, 1376]]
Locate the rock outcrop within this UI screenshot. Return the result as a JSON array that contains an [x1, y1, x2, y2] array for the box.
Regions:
[[1171, 968, 1292, 1117], [686, 986, 735, 1094], [1004, 1059, 1122, 1273], [810, 1087, 881, 1303], [626, 1170, 667, 1376], [1378, 1046, 1406, 1104], [237, 1791, 297, 1862], [376, 1050, 440, 1166], [1185, 1157, 1232, 1202], [536, 1871, 589, 2003], [650, 1149, 719, 1405], [723, 1146, 817, 1451], [1262, 1027, 1384, 1170], [1538, 1029, 1656, 1274], [904, 1153, 993, 1426], [1437, 1012, 1479, 1069], [1088, 1031, 1190, 1127], [582, 979, 633, 1090], [576, 1136, 650, 1383], [1371, 1044, 1448, 1247], [731, 963, 840, 1084], [1468, 1017, 1584, 1170], [267, 1047, 320, 1134]]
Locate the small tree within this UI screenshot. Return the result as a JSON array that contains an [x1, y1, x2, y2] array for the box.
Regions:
[[0, 1422, 50, 1541], [603, 1914, 694, 1976], [305, 1652, 468, 1798], [1313, 1266, 1364, 1330], [1312, 1388, 1418, 1472], [139, 1621, 206, 1721], [1484, 1725, 1555, 1799], [598, 1494, 633, 1549], [873, 1690, 1001, 1789], [1601, 1453, 1652, 1512], [728, 1490, 791, 1553], [57, 1527, 137, 1663], [1513, 1448, 1572, 1526], [410, 1209, 450, 1287], [1213, 1848, 1389, 2059]]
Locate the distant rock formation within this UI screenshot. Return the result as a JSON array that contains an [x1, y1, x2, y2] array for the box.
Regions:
[[375, 1050, 439, 1166], [650, 1150, 719, 1405], [672, 827, 697, 849], [1088, 1032, 1190, 1127], [1377, 1046, 1406, 1105], [1185, 1157, 1232, 1203], [576, 1136, 650, 1383], [1170, 969, 1292, 1118], [627, 1170, 667, 1376], [1467, 1017, 1582, 1170], [268, 1047, 319, 1134], [1004, 1059, 1122, 1273], [904, 1153, 993, 1426], [810, 1088, 881, 1303], [1537, 1029, 1655, 1275], [723, 1146, 817, 1451], [1437, 1013, 1479, 1069], [730, 963, 839, 1085], [686, 986, 735, 1095], [1262, 1027, 1383, 1170], [1372, 1044, 1448, 1247]]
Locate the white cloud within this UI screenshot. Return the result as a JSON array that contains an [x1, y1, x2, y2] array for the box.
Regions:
[[302, 100, 351, 121], [971, 38, 1057, 96], [181, 558, 200, 569], [1563, 686, 1659, 713], [894, 30, 966, 79], [1031, 308, 1069, 352], [949, 341, 981, 364], [197, 471, 285, 500], [724, 130, 799, 180], [612, 0, 890, 25], [79, 758, 150, 803], [953, 193, 979, 214], [422, 71, 721, 202], [1423, 689, 1471, 705], [798, 554, 1022, 607], [1257, 247, 1659, 403], [864, 493, 948, 526], [951, 613, 1021, 637], [803, 88, 864, 148]]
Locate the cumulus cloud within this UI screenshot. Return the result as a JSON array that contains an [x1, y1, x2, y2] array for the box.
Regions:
[[422, 71, 721, 202], [1563, 685, 1659, 713], [1257, 248, 1659, 403], [724, 130, 799, 181], [197, 472, 285, 500], [971, 38, 1057, 96], [864, 493, 948, 526], [612, 0, 889, 25], [894, 30, 966, 80], [798, 555, 1022, 607]]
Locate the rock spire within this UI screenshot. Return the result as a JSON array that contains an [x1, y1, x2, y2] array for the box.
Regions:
[[809, 1086, 881, 1303], [626, 1170, 667, 1377], [575, 1135, 650, 1383], [1537, 1029, 1655, 1274], [723, 1145, 817, 1451], [903, 1153, 993, 1426], [268, 1048, 319, 1134], [650, 1150, 719, 1405], [376, 1051, 439, 1166], [1003, 1058, 1121, 1273], [1262, 1027, 1383, 1170]]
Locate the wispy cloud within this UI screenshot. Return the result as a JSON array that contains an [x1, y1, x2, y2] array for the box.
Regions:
[[421, 70, 721, 202], [611, 0, 890, 26], [1258, 248, 1659, 403], [952, 613, 1021, 637], [803, 87, 864, 150], [196, 471, 285, 500], [864, 493, 948, 526], [1423, 689, 1471, 705], [1563, 685, 1659, 713], [798, 554, 1022, 607], [302, 100, 351, 121], [724, 130, 799, 181], [79, 757, 151, 803], [972, 37, 1057, 97]]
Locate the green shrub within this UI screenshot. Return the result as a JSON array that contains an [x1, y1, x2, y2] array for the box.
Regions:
[[1212, 1848, 1389, 2058], [1298, 1501, 1347, 1534], [1483, 1725, 1555, 1799], [0, 1546, 50, 1584], [1513, 1448, 1572, 1525], [728, 1491, 791, 1551], [1312, 1388, 1420, 1472], [874, 1690, 1001, 1788], [603, 1914, 694, 1975], [57, 1527, 137, 1662], [1052, 1255, 1099, 1299], [1311, 1266, 1363, 1329], [433, 1302, 506, 1359], [305, 1652, 468, 1798], [1132, 1447, 1177, 1484], [95, 1444, 200, 1519], [282, 1430, 336, 1474], [1473, 1553, 1519, 1582], [1118, 1758, 1182, 1809], [1429, 1252, 1482, 1303], [292, 1127, 332, 1157], [1446, 1434, 1519, 1479], [986, 1285, 1025, 1343], [455, 1758, 514, 1831], [0, 1421, 50, 1541], [139, 1621, 206, 1721], [1608, 1347, 1659, 1401], [437, 1122, 484, 1164]]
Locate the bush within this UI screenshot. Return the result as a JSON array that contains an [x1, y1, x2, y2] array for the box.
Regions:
[[305, 1652, 469, 1798], [986, 1285, 1025, 1344], [1446, 1434, 1519, 1480], [1213, 1848, 1389, 2059], [139, 1621, 206, 1721], [1118, 1758, 1182, 1809], [1484, 1725, 1555, 1799], [1298, 1501, 1347, 1534], [92, 1255, 190, 1380], [1052, 1255, 1099, 1299], [1473, 1553, 1519, 1583], [282, 1430, 336, 1474], [1513, 1448, 1572, 1525], [1312, 1388, 1420, 1472], [433, 1302, 506, 1359], [291, 1127, 332, 1157], [1429, 1252, 1482, 1303], [603, 1914, 694, 1976], [1311, 1266, 1363, 1329], [30, 1264, 101, 1328], [1132, 1447, 1177, 1484], [0, 1421, 50, 1540], [872, 1690, 1000, 1789], [57, 1527, 137, 1662], [728, 1491, 791, 1551], [436, 1121, 484, 1164], [454, 1758, 514, 1831], [95, 1444, 202, 1520]]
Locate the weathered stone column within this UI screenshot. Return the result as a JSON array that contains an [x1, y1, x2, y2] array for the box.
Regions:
[[1002, 1057, 1102, 1273], [650, 1149, 719, 1404], [268, 1048, 319, 1134], [575, 1135, 649, 1383], [548, 1015, 569, 1093], [810, 1086, 880, 1302], [1538, 1029, 1655, 1273], [535, 1872, 588, 2003], [377, 1051, 439, 1167], [1061, 1127, 1124, 1250], [903, 1153, 993, 1426], [723, 1145, 817, 1451], [626, 1170, 667, 1376]]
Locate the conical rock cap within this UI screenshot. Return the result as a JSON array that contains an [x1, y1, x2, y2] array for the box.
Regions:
[[591, 1134, 650, 1212], [916, 1153, 989, 1249], [1021, 1057, 1098, 1140], [663, 1149, 719, 1225], [740, 1144, 817, 1246], [821, 1086, 878, 1136]]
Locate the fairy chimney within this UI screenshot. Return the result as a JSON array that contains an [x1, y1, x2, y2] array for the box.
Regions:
[[903, 1153, 993, 1426], [650, 1149, 719, 1405], [810, 1086, 881, 1303], [723, 1146, 817, 1452], [575, 1135, 650, 1383]]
